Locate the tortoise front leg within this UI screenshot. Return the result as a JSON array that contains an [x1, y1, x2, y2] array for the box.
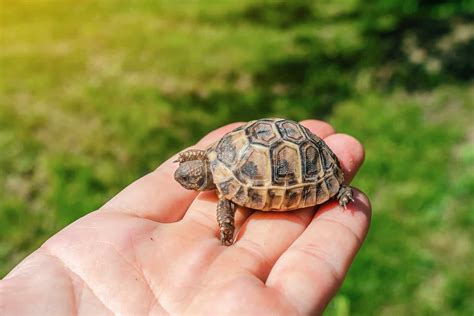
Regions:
[[216, 198, 236, 246]]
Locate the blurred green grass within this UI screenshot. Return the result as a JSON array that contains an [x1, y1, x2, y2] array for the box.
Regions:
[[0, 1, 473, 314]]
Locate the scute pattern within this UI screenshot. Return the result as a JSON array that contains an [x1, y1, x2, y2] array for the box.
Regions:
[[302, 186, 316, 206], [235, 148, 269, 186], [208, 118, 344, 211], [325, 175, 340, 197], [285, 187, 303, 209], [214, 131, 249, 168], [233, 186, 247, 205], [276, 120, 305, 144], [300, 141, 322, 182], [301, 125, 323, 144], [320, 146, 333, 170], [217, 178, 239, 197], [215, 135, 237, 167], [246, 120, 279, 146], [265, 189, 284, 209], [247, 188, 266, 209], [270, 141, 300, 186]]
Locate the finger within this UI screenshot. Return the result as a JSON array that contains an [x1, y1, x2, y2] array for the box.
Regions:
[[206, 207, 316, 284], [101, 122, 244, 222], [182, 120, 339, 244], [266, 189, 371, 315], [217, 134, 364, 281]]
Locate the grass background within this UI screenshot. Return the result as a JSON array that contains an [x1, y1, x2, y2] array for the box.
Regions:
[[1, 0, 473, 314]]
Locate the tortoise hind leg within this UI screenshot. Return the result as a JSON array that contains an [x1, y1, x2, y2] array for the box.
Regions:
[[216, 198, 236, 246], [337, 185, 354, 209]]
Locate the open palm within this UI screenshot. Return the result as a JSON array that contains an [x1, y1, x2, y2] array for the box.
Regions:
[[1, 120, 371, 316]]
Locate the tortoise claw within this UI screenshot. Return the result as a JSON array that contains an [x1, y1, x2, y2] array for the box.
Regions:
[[337, 185, 353, 210], [220, 229, 234, 246]]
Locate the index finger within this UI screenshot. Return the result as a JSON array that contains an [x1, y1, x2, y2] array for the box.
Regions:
[[265, 189, 372, 315]]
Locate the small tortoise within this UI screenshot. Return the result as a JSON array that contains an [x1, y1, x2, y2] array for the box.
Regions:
[[174, 118, 353, 245]]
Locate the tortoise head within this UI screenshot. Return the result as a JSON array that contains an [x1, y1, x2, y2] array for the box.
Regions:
[[174, 149, 215, 191]]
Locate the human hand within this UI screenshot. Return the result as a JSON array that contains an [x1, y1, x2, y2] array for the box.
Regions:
[[0, 120, 371, 315]]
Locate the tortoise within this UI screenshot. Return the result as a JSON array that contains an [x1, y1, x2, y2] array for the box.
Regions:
[[174, 118, 353, 246]]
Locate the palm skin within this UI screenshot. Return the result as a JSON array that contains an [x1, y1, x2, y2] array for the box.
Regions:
[[0, 120, 371, 316]]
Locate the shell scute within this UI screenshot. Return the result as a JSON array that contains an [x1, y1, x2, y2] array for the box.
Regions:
[[270, 141, 301, 186], [246, 120, 280, 146], [247, 187, 267, 209], [276, 120, 306, 144], [316, 181, 330, 204], [233, 186, 248, 206], [300, 141, 323, 182], [215, 132, 249, 168], [301, 185, 317, 207], [216, 178, 240, 197], [285, 187, 303, 209], [325, 175, 341, 197], [235, 147, 269, 187], [265, 188, 285, 210]]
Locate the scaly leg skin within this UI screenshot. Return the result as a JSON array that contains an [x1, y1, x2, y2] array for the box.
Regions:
[[216, 198, 236, 246], [337, 185, 354, 209]]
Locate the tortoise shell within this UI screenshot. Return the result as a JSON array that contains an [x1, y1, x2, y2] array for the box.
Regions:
[[207, 118, 344, 211]]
